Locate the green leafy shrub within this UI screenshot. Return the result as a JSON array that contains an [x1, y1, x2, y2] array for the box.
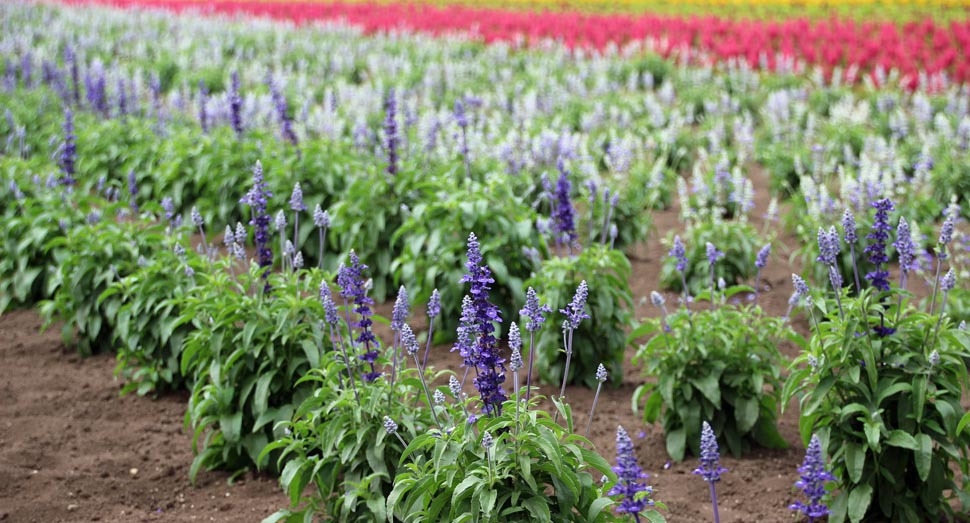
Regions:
[[40, 210, 167, 355], [632, 286, 794, 461], [104, 229, 202, 395], [659, 220, 762, 295], [393, 177, 544, 339], [388, 398, 646, 523], [0, 172, 90, 313], [784, 285, 970, 522], [262, 347, 436, 522], [530, 245, 633, 388], [177, 262, 330, 479]]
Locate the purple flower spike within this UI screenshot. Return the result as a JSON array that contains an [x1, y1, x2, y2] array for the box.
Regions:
[[755, 244, 771, 269], [241, 161, 273, 283], [289, 182, 306, 212], [894, 218, 916, 273], [384, 88, 398, 177], [609, 426, 654, 515], [942, 268, 957, 292], [428, 289, 441, 319], [229, 71, 243, 138], [313, 205, 330, 228], [789, 434, 835, 520], [552, 161, 577, 248], [521, 287, 552, 332], [401, 324, 419, 356], [817, 227, 841, 266], [460, 233, 506, 415], [864, 198, 895, 292], [59, 108, 76, 186], [706, 242, 724, 266], [391, 285, 410, 332], [670, 236, 688, 273], [939, 208, 956, 246], [339, 251, 381, 381], [843, 209, 858, 244], [694, 422, 727, 483], [319, 282, 340, 326], [561, 280, 590, 330]]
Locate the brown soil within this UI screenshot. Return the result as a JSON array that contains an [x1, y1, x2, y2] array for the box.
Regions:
[[0, 167, 938, 522], [0, 310, 285, 523]]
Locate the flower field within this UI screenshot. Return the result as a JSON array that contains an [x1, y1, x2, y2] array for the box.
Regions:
[[1, 0, 969, 522]]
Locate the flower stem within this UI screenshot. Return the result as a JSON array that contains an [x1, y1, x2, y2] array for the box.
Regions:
[[331, 325, 360, 406], [584, 382, 602, 439], [525, 331, 536, 403], [421, 316, 435, 371], [554, 327, 574, 424], [412, 353, 441, 430], [710, 483, 721, 523]]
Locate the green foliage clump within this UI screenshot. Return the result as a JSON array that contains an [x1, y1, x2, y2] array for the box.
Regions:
[[632, 286, 794, 461], [783, 287, 970, 523], [40, 210, 167, 355], [530, 245, 633, 388], [177, 262, 330, 479], [659, 220, 762, 295]]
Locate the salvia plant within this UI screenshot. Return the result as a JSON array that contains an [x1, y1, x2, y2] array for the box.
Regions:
[[529, 244, 633, 388], [632, 249, 797, 460], [782, 199, 970, 522]]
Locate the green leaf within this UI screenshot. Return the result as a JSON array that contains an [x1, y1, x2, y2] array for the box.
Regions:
[[864, 421, 880, 451], [523, 497, 551, 521], [845, 443, 865, 483], [689, 373, 721, 406], [254, 371, 276, 418], [847, 484, 873, 523], [734, 397, 758, 433], [914, 433, 932, 482], [885, 430, 917, 451], [586, 497, 613, 523], [958, 411, 970, 437], [666, 427, 686, 462]]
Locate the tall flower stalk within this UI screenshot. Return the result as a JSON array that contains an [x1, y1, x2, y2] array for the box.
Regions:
[[893, 217, 916, 322], [585, 364, 607, 438], [229, 70, 243, 138], [389, 286, 410, 402], [520, 287, 551, 403], [552, 159, 576, 256], [928, 269, 957, 354], [509, 323, 523, 433], [555, 280, 590, 421], [694, 421, 727, 523], [240, 161, 273, 289], [422, 289, 440, 370], [842, 209, 862, 292], [289, 183, 305, 268], [817, 226, 844, 319], [339, 251, 381, 382], [321, 282, 359, 406], [753, 244, 771, 303], [705, 242, 724, 308], [402, 324, 441, 430], [669, 235, 691, 316], [928, 206, 957, 317], [384, 88, 399, 177], [313, 204, 329, 269], [461, 233, 505, 416], [59, 107, 76, 186], [864, 198, 896, 336]]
